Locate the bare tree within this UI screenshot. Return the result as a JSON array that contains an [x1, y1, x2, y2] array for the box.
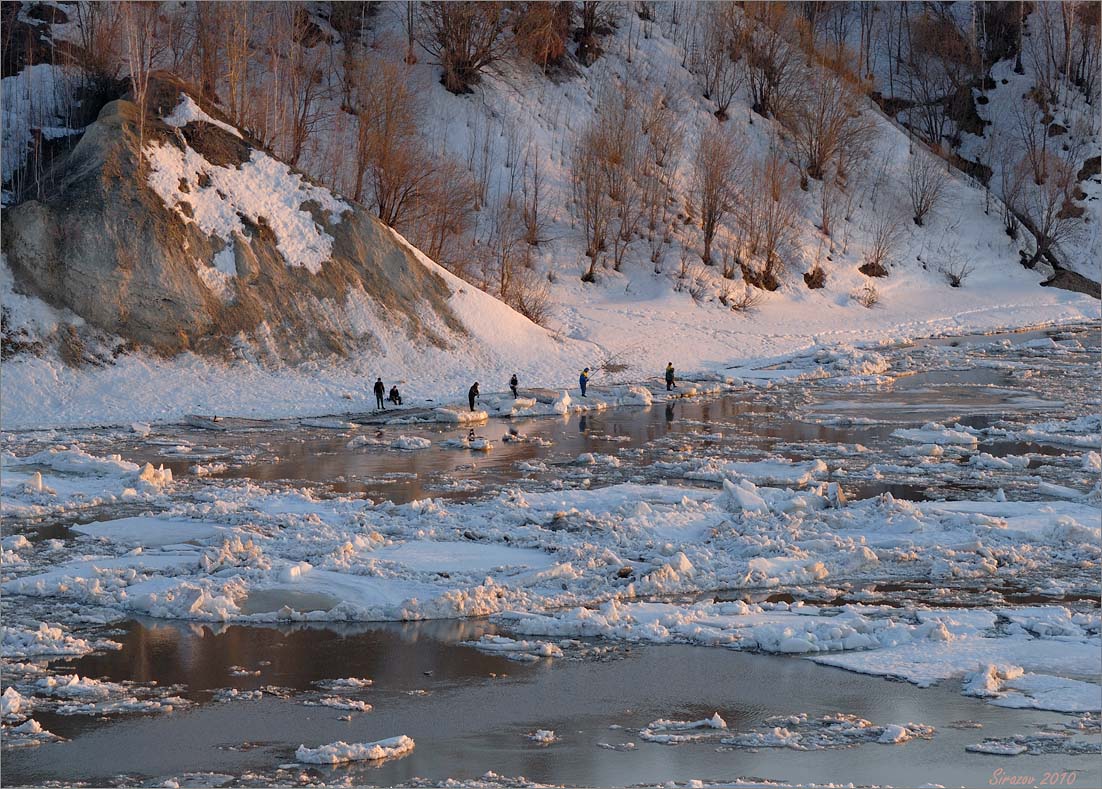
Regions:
[[349, 57, 419, 207], [69, 1, 125, 96], [690, 4, 744, 120], [907, 152, 948, 226], [693, 123, 743, 265], [640, 85, 683, 170], [416, 158, 479, 274], [122, 1, 161, 154], [571, 86, 646, 280], [742, 1, 804, 120], [1007, 151, 1085, 269], [222, 1, 251, 128], [283, 17, 330, 167], [1070, 2, 1100, 105], [521, 144, 549, 245], [572, 123, 614, 279], [901, 10, 973, 148], [512, 1, 572, 72], [787, 69, 877, 181], [1013, 98, 1051, 185], [417, 1, 511, 93], [576, 1, 618, 66], [738, 139, 799, 288], [330, 1, 376, 45], [480, 196, 527, 300], [190, 0, 222, 103]]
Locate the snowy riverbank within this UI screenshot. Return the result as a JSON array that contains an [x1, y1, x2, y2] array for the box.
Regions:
[[1, 289, 1097, 431]]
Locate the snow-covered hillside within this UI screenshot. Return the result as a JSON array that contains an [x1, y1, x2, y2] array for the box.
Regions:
[[1, 1, 1098, 430]]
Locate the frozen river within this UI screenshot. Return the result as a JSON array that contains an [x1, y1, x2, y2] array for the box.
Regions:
[[2, 325, 1099, 787]]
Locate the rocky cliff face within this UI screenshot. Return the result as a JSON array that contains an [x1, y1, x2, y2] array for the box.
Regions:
[[2, 75, 467, 363]]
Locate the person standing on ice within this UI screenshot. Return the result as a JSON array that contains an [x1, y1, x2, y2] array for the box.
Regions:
[[579, 368, 590, 397], [468, 382, 480, 411], [374, 378, 386, 410], [510, 374, 519, 399], [665, 362, 676, 391]]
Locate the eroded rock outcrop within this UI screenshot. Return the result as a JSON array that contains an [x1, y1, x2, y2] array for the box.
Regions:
[[2, 74, 466, 363]]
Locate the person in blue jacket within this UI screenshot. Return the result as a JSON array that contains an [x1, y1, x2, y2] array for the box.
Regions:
[[579, 368, 590, 397]]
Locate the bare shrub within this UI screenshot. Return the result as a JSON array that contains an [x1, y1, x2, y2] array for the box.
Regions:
[[417, 2, 511, 94], [595, 343, 639, 376], [803, 266, 827, 289], [907, 152, 948, 226], [852, 282, 880, 308], [507, 267, 556, 326], [741, 261, 781, 292], [859, 212, 906, 276], [725, 281, 764, 313], [940, 259, 974, 287], [687, 265, 711, 305], [672, 253, 691, 291]]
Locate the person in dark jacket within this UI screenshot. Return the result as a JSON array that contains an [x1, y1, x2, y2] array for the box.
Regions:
[[373, 378, 386, 409], [665, 362, 676, 391], [468, 382, 480, 411], [509, 374, 519, 399], [388, 385, 402, 406], [579, 368, 590, 397]]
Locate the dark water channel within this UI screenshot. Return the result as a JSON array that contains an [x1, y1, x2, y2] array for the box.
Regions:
[[7, 618, 1099, 788]]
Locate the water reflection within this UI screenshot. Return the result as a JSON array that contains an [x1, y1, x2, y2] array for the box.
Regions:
[[71, 618, 517, 694]]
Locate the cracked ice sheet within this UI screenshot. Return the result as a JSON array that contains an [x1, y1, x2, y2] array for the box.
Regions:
[[2, 438, 1099, 624], [495, 599, 1101, 710]]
